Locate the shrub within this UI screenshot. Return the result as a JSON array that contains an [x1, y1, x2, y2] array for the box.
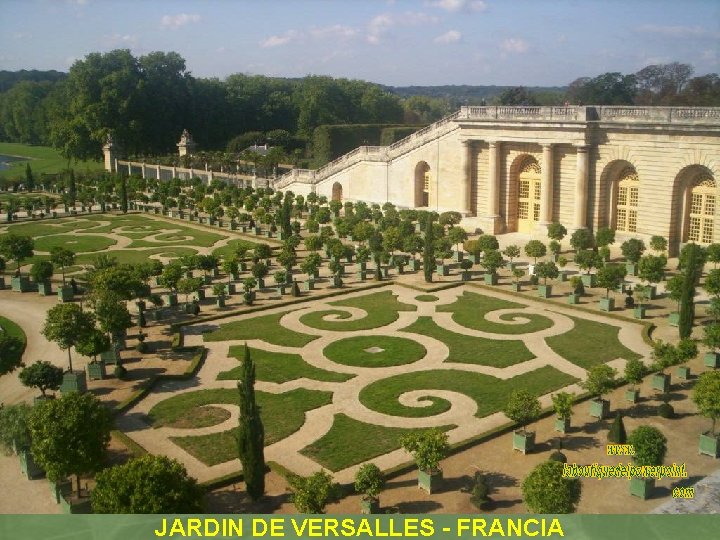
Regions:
[[354, 463, 384, 501], [400, 429, 449, 473], [503, 390, 541, 433], [522, 460, 581, 514], [628, 426, 667, 467], [693, 371, 720, 435], [468, 471, 491, 510], [607, 413, 627, 443], [289, 470, 339, 514]]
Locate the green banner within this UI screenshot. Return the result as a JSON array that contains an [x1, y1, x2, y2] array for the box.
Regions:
[[0, 515, 718, 540]]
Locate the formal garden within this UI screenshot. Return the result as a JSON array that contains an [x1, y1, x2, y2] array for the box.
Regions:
[[1, 177, 720, 515]]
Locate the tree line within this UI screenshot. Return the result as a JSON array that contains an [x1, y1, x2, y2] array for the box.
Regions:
[[0, 50, 717, 164]]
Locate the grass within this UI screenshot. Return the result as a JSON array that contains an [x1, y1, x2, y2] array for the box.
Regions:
[[5, 219, 100, 237], [218, 346, 353, 383], [300, 414, 455, 472], [0, 315, 27, 370], [33, 234, 117, 253], [204, 312, 318, 347], [163, 405, 231, 429], [546, 316, 643, 369], [323, 335, 426, 368], [438, 291, 554, 334], [415, 294, 439, 302], [299, 290, 416, 331], [402, 316, 535, 368], [359, 366, 577, 418], [211, 239, 260, 260], [0, 143, 103, 179], [75, 247, 198, 266], [150, 388, 333, 466]]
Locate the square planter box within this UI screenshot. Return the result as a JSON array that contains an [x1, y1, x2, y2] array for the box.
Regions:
[[195, 289, 206, 301], [275, 285, 287, 296], [19, 448, 44, 479], [360, 497, 380, 515], [86, 362, 106, 381], [538, 284, 552, 298], [100, 348, 120, 366], [630, 477, 655, 499], [333, 275, 344, 288], [164, 293, 178, 307], [625, 389, 640, 403], [589, 398, 610, 419], [60, 371, 87, 394], [615, 282, 626, 294], [216, 297, 226, 308], [151, 309, 163, 321], [580, 274, 596, 288], [511, 282, 522, 292], [227, 283, 237, 295], [50, 479, 72, 504], [704, 352, 720, 368], [436, 265, 449, 276], [567, 293, 580, 305], [676, 366, 691, 380], [512, 430, 536, 454], [303, 280, 315, 291], [484, 273, 498, 285], [453, 251, 464, 262], [417, 469, 443, 494], [599, 297, 615, 311], [558, 272, 568, 282], [60, 496, 92, 514], [469, 254, 481, 264], [555, 417, 571, 434], [256, 278, 265, 290], [37, 281, 52, 296], [11, 276, 32, 292], [668, 312, 680, 326], [699, 432, 720, 458], [506, 261, 516, 272], [651, 373, 670, 393], [357, 270, 367, 281], [634, 306, 647, 319], [408, 259, 421, 272], [626, 262, 638, 276], [460, 271, 471, 282]]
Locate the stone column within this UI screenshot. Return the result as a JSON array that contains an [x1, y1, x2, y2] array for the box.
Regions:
[[573, 145, 590, 230], [461, 140, 475, 216], [487, 141, 501, 218], [141, 162, 146, 180], [539, 143, 554, 225]]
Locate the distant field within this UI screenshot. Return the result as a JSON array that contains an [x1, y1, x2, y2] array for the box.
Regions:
[[0, 143, 104, 179]]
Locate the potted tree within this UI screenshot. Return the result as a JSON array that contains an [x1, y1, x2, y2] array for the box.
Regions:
[[274, 270, 288, 295], [448, 226, 468, 262], [547, 222, 567, 255], [596, 263, 626, 311], [581, 364, 616, 419], [624, 357, 646, 404], [650, 340, 679, 393], [511, 268, 524, 292], [595, 227, 615, 263], [504, 390, 541, 453], [400, 429, 449, 494], [567, 276, 584, 305], [557, 256, 568, 282], [627, 425, 667, 499], [503, 244, 520, 271], [534, 261, 558, 298], [634, 284, 650, 319], [50, 248, 75, 302], [666, 274, 684, 326], [76, 328, 111, 381], [621, 238, 646, 276], [243, 277, 257, 305], [0, 233, 34, 292], [524, 240, 547, 273], [19, 360, 63, 403], [464, 239, 482, 265], [459, 259, 473, 281], [31, 260, 54, 296], [703, 323, 720, 368], [213, 283, 227, 308], [693, 370, 720, 458], [252, 261, 268, 290], [552, 392, 574, 434], [354, 463, 384, 514], [480, 249, 503, 285], [574, 249, 601, 287], [638, 254, 666, 301]]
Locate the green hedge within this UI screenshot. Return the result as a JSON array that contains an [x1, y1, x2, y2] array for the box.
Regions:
[[312, 124, 424, 166]]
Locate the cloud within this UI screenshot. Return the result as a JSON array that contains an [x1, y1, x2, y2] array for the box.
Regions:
[[366, 11, 438, 44], [160, 13, 201, 29], [260, 30, 301, 48], [428, 0, 487, 12], [309, 24, 357, 40], [434, 30, 461, 44], [106, 33, 138, 46], [501, 38, 529, 54]]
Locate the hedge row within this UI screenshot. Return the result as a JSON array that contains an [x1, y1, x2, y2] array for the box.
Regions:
[[312, 124, 424, 165]]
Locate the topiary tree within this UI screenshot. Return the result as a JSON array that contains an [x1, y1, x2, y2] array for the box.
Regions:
[[522, 460, 581, 514], [480, 249, 504, 276], [503, 244, 520, 265], [595, 227, 615, 249], [468, 470, 491, 510], [354, 463, 385, 507], [447, 226, 468, 254], [624, 357, 647, 392], [29, 392, 112, 495], [607, 412, 627, 444], [596, 263, 626, 298], [638, 254, 666, 289], [693, 371, 720, 436], [581, 364, 617, 404], [0, 403, 33, 454], [574, 249, 601, 275], [534, 261, 559, 285], [19, 360, 64, 398], [236, 345, 265, 501], [0, 233, 34, 276], [650, 235, 668, 255], [552, 392, 574, 423], [547, 222, 567, 243], [620, 238, 646, 264], [289, 470, 338, 514], [628, 426, 667, 467], [401, 428, 449, 474], [504, 390, 541, 435], [703, 323, 720, 360], [91, 455, 204, 513], [524, 240, 546, 264], [30, 260, 54, 284], [569, 228, 594, 252], [76, 328, 111, 364], [41, 303, 96, 373]]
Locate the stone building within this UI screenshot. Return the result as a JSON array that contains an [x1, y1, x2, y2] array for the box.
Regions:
[[275, 106, 720, 255]]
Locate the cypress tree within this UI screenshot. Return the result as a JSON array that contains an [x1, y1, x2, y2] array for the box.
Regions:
[[237, 344, 265, 501], [119, 176, 128, 214], [422, 215, 435, 283], [607, 412, 627, 444], [68, 169, 77, 206], [678, 244, 701, 338]]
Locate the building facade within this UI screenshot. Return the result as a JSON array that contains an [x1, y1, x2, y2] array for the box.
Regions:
[[276, 106, 720, 255]]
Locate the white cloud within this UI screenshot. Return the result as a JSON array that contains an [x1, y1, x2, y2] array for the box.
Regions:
[[366, 12, 438, 44], [434, 30, 461, 44], [160, 13, 201, 29], [501, 38, 529, 54], [260, 30, 301, 48], [428, 0, 487, 13], [309, 25, 357, 40]]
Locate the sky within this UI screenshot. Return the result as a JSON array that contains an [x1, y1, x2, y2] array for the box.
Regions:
[[0, 0, 718, 87]]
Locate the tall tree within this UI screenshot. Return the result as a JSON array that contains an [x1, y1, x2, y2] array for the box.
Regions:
[[41, 303, 95, 372], [237, 344, 265, 501]]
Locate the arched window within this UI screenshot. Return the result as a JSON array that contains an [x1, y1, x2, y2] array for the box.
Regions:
[[331, 182, 343, 202], [517, 160, 541, 233], [688, 176, 715, 244], [616, 168, 639, 233], [414, 162, 431, 207]]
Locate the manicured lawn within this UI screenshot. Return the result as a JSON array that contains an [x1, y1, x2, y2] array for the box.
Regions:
[[75, 247, 198, 266], [0, 315, 27, 370], [211, 239, 260, 260], [402, 316, 535, 368], [5, 219, 99, 237], [300, 290, 416, 331], [218, 346, 353, 383], [415, 294, 439, 302], [0, 143, 103, 179], [546, 316, 643, 369], [151, 388, 333, 466], [33, 234, 117, 253], [438, 291, 554, 334], [359, 366, 577, 418], [323, 335, 426, 368], [300, 414, 455, 471], [204, 312, 318, 347], [163, 405, 231, 429]]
